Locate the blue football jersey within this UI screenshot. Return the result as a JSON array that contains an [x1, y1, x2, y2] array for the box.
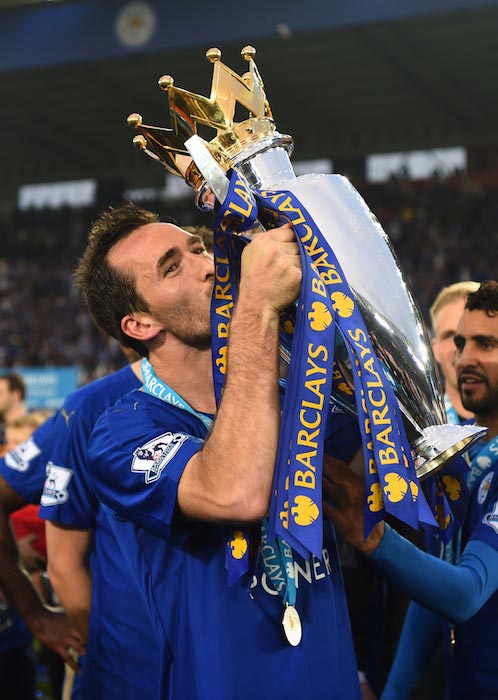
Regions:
[[1, 414, 57, 503], [88, 389, 361, 700], [445, 439, 498, 700], [1, 366, 161, 699]]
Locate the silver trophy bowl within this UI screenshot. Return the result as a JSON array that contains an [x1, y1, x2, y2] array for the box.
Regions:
[[186, 133, 485, 480]]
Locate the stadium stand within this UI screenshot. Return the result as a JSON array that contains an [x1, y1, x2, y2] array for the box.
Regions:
[[0, 171, 496, 381]]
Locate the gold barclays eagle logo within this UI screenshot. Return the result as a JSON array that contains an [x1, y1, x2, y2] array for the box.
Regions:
[[215, 346, 228, 375], [442, 475, 462, 501], [290, 495, 320, 526], [368, 483, 384, 512], [436, 505, 451, 530], [383, 473, 418, 503], [330, 292, 355, 318], [229, 531, 248, 559], [308, 301, 333, 331]]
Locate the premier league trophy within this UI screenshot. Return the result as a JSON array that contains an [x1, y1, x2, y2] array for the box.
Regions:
[[126, 46, 484, 539]]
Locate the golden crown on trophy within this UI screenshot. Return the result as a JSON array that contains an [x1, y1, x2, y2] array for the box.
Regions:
[[127, 46, 292, 198]]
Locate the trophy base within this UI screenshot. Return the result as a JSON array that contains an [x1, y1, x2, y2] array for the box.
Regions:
[[414, 424, 487, 480]]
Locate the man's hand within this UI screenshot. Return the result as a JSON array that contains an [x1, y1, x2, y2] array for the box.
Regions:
[[322, 454, 384, 555], [240, 224, 302, 316], [26, 606, 85, 672]]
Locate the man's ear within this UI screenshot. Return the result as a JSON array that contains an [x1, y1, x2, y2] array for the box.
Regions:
[[121, 314, 163, 343]]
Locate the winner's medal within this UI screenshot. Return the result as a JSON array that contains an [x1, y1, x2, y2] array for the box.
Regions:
[[260, 520, 301, 646], [282, 604, 302, 647]]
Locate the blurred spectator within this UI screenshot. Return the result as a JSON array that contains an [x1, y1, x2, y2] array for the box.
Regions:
[[0, 373, 27, 449], [0, 175, 496, 384], [0, 373, 27, 423], [3, 410, 53, 455]]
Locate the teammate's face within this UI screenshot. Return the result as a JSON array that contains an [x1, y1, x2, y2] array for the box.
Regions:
[[109, 222, 215, 349], [432, 297, 466, 390], [455, 309, 498, 417]]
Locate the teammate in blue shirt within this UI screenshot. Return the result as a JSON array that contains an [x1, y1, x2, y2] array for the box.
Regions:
[[76, 203, 362, 700], [0, 414, 84, 675], [324, 280, 498, 700], [0, 359, 162, 699]]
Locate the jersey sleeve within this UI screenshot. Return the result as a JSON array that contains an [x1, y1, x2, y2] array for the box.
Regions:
[[370, 523, 498, 623], [0, 415, 56, 504], [381, 602, 443, 700], [87, 403, 204, 539], [38, 403, 98, 529]]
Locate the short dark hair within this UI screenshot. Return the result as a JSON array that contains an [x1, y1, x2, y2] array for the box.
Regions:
[[75, 203, 159, 357], [0, 373, 26, 401], [465, 280, 498, 317]]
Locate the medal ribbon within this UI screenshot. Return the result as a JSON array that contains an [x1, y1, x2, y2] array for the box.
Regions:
[[255, 188, 435, 546], [424, 455, 469, 546], [212, 171, 434, 566], [423, 399, 470, 546], [260, 518, 296, 608], [211, 175, 301, 586], [141, 358, 213, 431], [210, 176, 256, 404]]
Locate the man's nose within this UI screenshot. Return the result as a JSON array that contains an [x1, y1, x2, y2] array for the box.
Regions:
[[191, 252, 215, 280], [203, 254, 215, 280], [456, 343, 477, 369]]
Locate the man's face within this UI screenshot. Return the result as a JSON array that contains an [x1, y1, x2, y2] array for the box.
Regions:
[[432, 297, 466, 390], [455, 309, 498, 416], [109, 222, 215, 349]]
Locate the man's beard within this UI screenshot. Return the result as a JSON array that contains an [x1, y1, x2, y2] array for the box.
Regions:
[[459, 374, 498, 416], [161, 303, 212, 351], [171, 326, 212, 351]]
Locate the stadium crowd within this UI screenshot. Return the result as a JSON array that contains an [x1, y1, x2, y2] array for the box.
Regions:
[[0, 172, 497, 381], [0, 170, 497, 700]]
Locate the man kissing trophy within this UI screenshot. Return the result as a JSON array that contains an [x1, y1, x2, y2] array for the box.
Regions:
[[127, 46, 483, 560]]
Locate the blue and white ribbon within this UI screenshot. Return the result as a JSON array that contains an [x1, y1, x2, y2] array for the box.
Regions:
[[211, 170, 434, 567]]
